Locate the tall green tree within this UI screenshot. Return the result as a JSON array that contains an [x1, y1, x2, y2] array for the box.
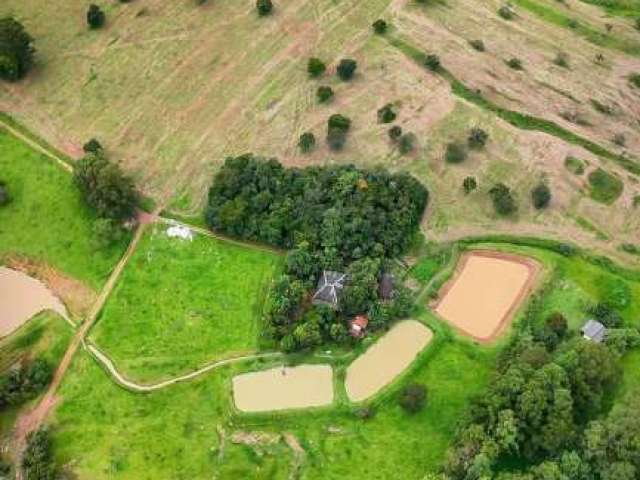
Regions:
[[0, 17, 35, 81]]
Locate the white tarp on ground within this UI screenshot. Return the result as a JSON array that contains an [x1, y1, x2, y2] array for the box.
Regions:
[[166, 224, 194, 241]]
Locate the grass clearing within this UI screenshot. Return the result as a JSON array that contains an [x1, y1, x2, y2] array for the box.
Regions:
[[0, 129, 127, 289], [90, 224, 282, 382], [588, 167, 624, 204]]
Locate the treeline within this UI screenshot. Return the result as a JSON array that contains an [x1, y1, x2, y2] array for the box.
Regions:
[[0, 358, 52, 411], [206, 154, 429, 350], [443, 308, 640, 480]]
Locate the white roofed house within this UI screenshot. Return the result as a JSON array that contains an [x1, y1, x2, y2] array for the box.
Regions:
[[581, 320, 607, 343]]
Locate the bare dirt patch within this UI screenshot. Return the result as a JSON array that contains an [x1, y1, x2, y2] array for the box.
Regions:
[[0, 267, 68, 337], [232, 364, 334, 413], [345, 320, 433, 402], [433, 251, 541, 342]]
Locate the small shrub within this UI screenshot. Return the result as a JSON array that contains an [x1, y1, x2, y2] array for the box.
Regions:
[[588, 168, 623, 204], [298, 132, 316, 153], [553, 52, 569, 68], [83, 138, 103, 154], [634, 195, 640, 208], [636, 18, 640, 31], [388, 125, 402, 141], [612, 133, 626, 147], [87, 4, 106, 29], [316, 85, 334, 103], [327, 114, 351, 151], [498, 5, 514, 20], [377, 103, 397, 124], [467, 127, 488, 149], [531, 182, 551, 209], [328, 114, 351, 132], [463, 176, 477, 194], [0, 181, 10, 206], [629, 73, 640, 88], [469, 39, 485, 52], [444, 142, 467, 164], [337, 58, 357, 81], [594, 53, 605, 65], [590, 99, 614, 116], [354, 406, 375, 419], [560, 110, 590, 126], [399, 383, 427, 413], [620, 243, 640, 255], [307, 57, 326, 78], [424, 54, 440, 71], [372, 19, 388, 34], [564, 156, 585, 175], [257, 0, 274, 16], [568, 18, 579, 29], [489, 183, 517, 216], [398, 133, 416, 155], [506, 57, 523, 70]]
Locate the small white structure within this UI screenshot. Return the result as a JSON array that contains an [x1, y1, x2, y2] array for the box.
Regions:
[[581, 320, 607, 343], [166, 224, 194, 241]]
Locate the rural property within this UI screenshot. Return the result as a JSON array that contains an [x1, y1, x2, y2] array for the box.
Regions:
[[1, 0, 640, 479]]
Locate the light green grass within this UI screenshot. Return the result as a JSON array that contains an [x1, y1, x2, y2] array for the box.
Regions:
[[90, 225, 282, 382], [54, 318, 495, 480], [0, 129, 127, 289], [588, 167, 624, 204]]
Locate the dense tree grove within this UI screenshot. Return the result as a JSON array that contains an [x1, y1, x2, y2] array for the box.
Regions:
[[0, 359, 52, 411], [74, 151, 137, 222], [206, 154, 428, 350], [0, 17, 35, 81], [443, 299, 640, 480]]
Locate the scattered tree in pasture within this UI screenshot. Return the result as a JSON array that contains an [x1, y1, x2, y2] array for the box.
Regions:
[[469, 39, 485, 52], [377, 103, 397, 124], [388, 125, 402, 142], [507, 57, 523, 70], [467, 127, 489, 149], [307, 57, 326, 78], [87, 4, 106, 29], [257, 0, 274, 16], [316, 85, 334, 103], [398, 133, 417, 155], [489, 183, 517, 216], [337, 58, 357, 81], [0, 17, 35, 81], [498, 5, 515, 20], [298, 131, 316, 153], [444, 142, 467, 164], [372, 19, 388, 34], [463, 176, 477, 194], [531, 182, 551, 209]]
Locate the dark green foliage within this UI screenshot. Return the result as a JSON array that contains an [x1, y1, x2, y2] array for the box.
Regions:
[[0, 359, 53, 410], [372, 19, 388, 34], [531, 182, 551, 209], [498, 5, 515, 19], [630, 73, 640, 88], [588, 168, 623, 204], [388, 125, 402, 141], [307, 57, 326, 78], [0, 459, 10, 477], [74, 152, 138, 221], [507, 57, 523, 70], [589, 302, 623, 328], [327, 114, 351, 151], [316, 85, 334, 103], [0, 180, 10, 206], [298, 132, 316, 153], [469, 39, 485, 51], [87, 4, 106, 29], [424, 54, 440, 71], [0, 17, 35, 81], [82, 138, 103, 154], [206, 155, 429, 350], [22, 428, 56, 480], [256, 0, 273, 16], [444, 142, 467, 164], [534, 312, 568, 351], [398, 133, 416, 155], [463, 176, 477, 194], [337, 58, 357, 81], [398, 383, 427, 413], [467, 127, 489, 149], [554, 51, 570, 68], [377, 103, 397, 124], [489, 183, 517, 216]]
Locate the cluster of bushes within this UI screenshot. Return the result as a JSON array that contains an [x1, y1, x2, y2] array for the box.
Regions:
[[444, 314, 640, 480], [23, 428, 56, 480], [0, 17, 35, 81], [206, 154, 428, 350], [0, 358, 52, 411]]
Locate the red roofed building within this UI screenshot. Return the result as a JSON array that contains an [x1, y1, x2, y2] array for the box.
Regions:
[[350, 315, 369, 338]]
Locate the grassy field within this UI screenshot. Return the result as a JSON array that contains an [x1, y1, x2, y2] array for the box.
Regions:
[[54, 315, 495, 480], [89, 225, 282, 382], [0, 128, 127, 290], [0, 313, 72, 452]]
